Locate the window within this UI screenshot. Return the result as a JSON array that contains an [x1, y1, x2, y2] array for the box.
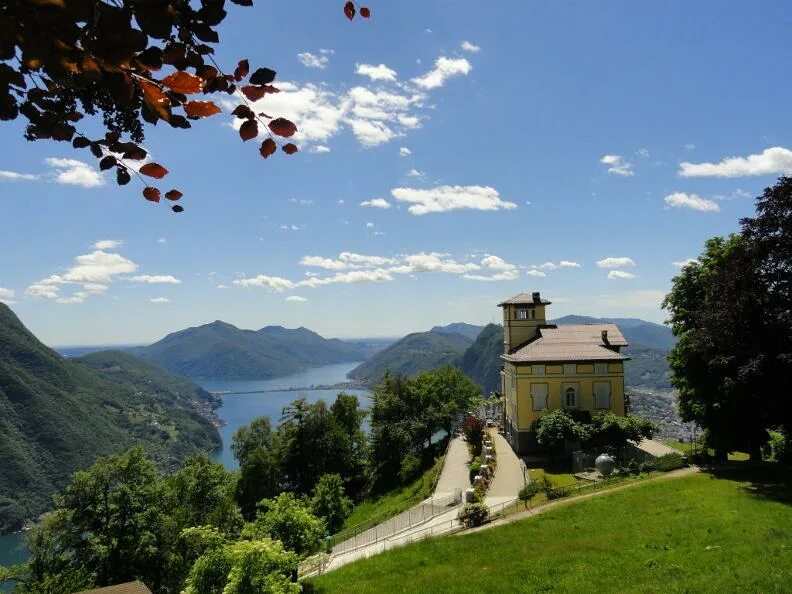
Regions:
[[563, 364, 576, 376], [595, 363, 608, 376], [565, 387, 577, 408], [594, 381, 611, 409], [531, 383, 548, 411], [533, 364, 545, 376]]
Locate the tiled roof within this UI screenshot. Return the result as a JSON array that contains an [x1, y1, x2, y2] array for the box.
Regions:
[[77, 582, 152, 594], [502, 324, 629, 363], [497, 292, 552, 306]]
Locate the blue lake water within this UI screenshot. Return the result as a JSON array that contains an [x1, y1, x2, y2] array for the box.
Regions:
[[0, 362, 370, 581], [197, 361, 370, 469]]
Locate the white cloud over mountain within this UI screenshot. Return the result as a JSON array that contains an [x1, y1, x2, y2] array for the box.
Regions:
[[679, 147, 792, 177], [390, 185, 516, 215]]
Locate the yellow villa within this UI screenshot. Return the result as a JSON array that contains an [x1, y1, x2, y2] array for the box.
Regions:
[[499, 292, 630, 454]]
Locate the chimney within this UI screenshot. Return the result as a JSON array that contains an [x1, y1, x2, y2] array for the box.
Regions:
[[601, 330, 609, 344], [532, 291, 540, 302]]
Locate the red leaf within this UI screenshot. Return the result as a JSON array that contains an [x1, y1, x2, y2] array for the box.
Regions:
[[184, 100, 221, 118], [344, 1, 355, 20], [139, 163, 169, 179], [239, 119, 258, 141], [241, 85, 280, 101], [231, 104, 254, 119], [360, 6, 371, 17], [234, 59, 249, 81], [162, 71, 204, 94], [249, 68, 277, 85], [268, 118, 297, 138], [143, 187, 161, 202], [259, 138, 277, 159], [165, 189, 183, 201], [140, 80, 172, 122], [172, 204, 184, 213], [282, 143, 298, 155]]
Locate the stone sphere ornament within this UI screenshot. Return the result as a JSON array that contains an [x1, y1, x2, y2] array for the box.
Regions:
[[595, 453, 616, 478]]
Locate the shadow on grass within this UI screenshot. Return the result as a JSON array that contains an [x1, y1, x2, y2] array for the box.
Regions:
[[704, 462, 792, 505]]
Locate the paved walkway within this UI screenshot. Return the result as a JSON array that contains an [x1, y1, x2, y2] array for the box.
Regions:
[[485, 429, 526, 507], [433, 435, 472, 498]]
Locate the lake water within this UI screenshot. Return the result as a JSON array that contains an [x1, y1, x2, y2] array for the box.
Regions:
[[0, 362, 370, 581], [198, 361, 370, 469]]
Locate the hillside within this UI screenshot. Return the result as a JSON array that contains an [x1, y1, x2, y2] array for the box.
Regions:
[[347, 330, 472, 382], [0, 304, 221, 534], [132, 321, 367, 380], [430, 323, 484, 341], [458, 324, 503, 394]]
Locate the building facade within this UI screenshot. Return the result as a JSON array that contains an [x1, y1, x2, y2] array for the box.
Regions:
[[499, 292, 629, 454]]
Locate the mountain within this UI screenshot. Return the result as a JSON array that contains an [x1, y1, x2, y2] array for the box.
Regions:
[[0, 304, 221, 534], [132, 321, 367, 380], [458, 324, 503, 394], [430, 323, 485, 341], [347, 330, 472, 382], [340, 337, 398, 360], [551, 315, 675, 352]]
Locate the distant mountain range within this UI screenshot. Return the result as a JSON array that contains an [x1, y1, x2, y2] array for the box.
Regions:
[[0, 304, 221, 535], [130, 321, 369, 380], [429, 322, 486, 341]]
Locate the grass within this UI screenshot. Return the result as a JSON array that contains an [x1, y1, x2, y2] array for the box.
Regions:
[[309, 464, 792, 593], [661, 440, 751, 462], [342, 457, 444, 532], [524, 458, 578, 488]]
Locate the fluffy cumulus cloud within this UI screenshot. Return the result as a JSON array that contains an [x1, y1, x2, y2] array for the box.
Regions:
[[26, 249, 138, 303], [679, 147, 792, 177], [297, 49, 333, 70], [463, 255, 519, 281], [672, 258, 698, 268], [525, 269, 546, 278], [360, 198, 392, 209], [94, 239, 123, 250], [399, 147, 412, 157], [0, 287, 15, 303], [0, 170, 38, 181], [46, 158, 104, 188], [390, 185, 517, 215], [461, 41, 481, 53], [608, 270, 636, 280], [129, 274, 181, 284], [596, 257, 636, 269], [600, 155, 633, 176], [233, 274, 296, 292], [286, 295, 308, 302], [537, 261, 582, 270], [150, 297, 170, 303], [411, 57, 472, 90], [406, 168, 424, 178], [664, 192, 720, 212], [355, 63, 397, 82]]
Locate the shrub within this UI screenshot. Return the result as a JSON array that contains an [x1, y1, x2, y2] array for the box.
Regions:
[[764, 429, 790, 463], [469, 458, 482, 485], [655, 452, 684, 472], [399, 453, 422, 483], [461, 415, 486, 456], [546, 487, 569, 500], [518, 481, 539, 502], [625, 458, 640, 475], [458, 502, 489, 528]]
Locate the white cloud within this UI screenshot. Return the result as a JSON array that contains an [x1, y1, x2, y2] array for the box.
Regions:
[[390, 185, 517, 215], [525, 269, 546, 278], [94, 239, 123, 250], [157, 238, 167, 244], [637, 148, 650, 158], [311, 145, 331, 153], [130, 274, 181, 284], [463, 255, 519, 281], [280, 224, 303, 231], [713, 189, 751, 201], [0, 288, 15, 302], [679, 147, 792, 178], [685, 143, 696, 151], [600, 155, 634, 176], [298, 269, 394, 287], [289, 198, 314, 206], [45, 158, 104, 188], [299, 256, 348, 270], [286, 295, 308, 302], [461, 41, 481, 53], [56, 292, 90, 304], [360, 198, 392, 209], [0, 170, 38, 181], [672, 258, 698, 268], [355, 63, 397, 82], [399, 147, 412, 157], [297, 50, 332, 70], [608, 270, 636, 280], [233, 274, 296, 292], [412, 57, 472, 90], [150, 297, 170, 303], [559, 260, 581, 268], [406, 168, 425, 178], [597, 257, 636, 269], [538, 260, 582, 270], [664, 192, 720, 212]]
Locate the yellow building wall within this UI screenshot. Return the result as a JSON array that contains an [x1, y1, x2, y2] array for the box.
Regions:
[[502, 303, 547, 352], [508, 362, 625, 430]]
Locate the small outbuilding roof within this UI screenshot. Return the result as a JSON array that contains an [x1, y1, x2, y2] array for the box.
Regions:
[[77, 582, 152, 594], [501, 323, 629, 363]]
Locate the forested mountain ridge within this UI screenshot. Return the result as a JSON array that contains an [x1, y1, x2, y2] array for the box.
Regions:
[[430, 322, 485, 340], [457, 323, 503, 394], [131, 321, 368, 380], [348, 330, 472, 382], [0, 304, 221, 534]]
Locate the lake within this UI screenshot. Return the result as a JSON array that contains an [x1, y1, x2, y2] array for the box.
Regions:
[[200, 361, 371, 469], [0, 362, 370, 583]]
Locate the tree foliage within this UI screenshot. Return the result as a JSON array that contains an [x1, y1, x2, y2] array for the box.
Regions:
[[663, 177, 792, 459], [0, 0, 370, 211], [535, 410, 586, 451], [310, 473, 353, 534], [242, 493, 325, 558]]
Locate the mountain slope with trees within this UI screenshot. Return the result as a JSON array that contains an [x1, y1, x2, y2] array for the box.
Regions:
[[0, 304, 221, 534], [132, 321, 367, 380], [457, 324, 503, 394]]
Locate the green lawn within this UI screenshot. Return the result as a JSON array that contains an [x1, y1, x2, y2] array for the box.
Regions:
[[309, 464, 792, 593], [342, 458, 443, 532], [662, 439, 750, 461]]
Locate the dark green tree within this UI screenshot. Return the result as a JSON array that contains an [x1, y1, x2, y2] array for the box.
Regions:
[[584, 412, 657, 450], [535, 410, 585, 455], [242, 493, 325, 558], [310, 474, 353, 534]]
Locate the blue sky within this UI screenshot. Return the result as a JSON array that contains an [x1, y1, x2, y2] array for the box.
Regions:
[[1, 0, 791, 345]]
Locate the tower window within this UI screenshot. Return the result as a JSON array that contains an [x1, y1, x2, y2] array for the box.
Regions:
[[515, 308, 534, 320]]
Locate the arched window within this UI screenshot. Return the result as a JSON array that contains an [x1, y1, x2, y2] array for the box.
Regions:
[[565, 387, 577, 408]]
